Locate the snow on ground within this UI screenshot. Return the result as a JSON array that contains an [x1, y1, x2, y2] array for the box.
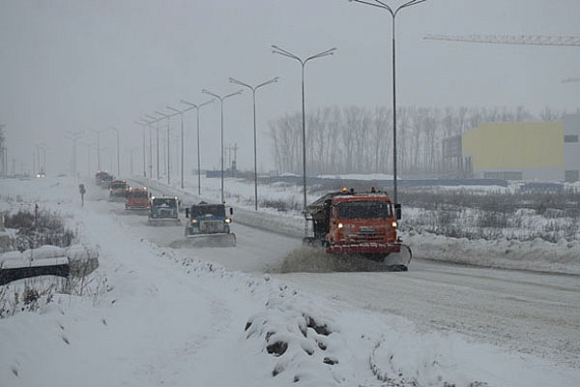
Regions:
[[1, 176, 580, 386]]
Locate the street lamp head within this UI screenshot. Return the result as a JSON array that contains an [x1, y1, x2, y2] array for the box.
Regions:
[[167, 105, 181, 114], [201, 89, 215, 97], [180, 99, 197, 108]]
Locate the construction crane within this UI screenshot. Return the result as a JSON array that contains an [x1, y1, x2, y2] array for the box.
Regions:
[[424, 34, 580, 47], [562, 77, 580, 83], [424, 34, 580, 82]]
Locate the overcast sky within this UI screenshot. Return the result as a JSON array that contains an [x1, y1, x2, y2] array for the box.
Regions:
[[1, 0, 579, 176]]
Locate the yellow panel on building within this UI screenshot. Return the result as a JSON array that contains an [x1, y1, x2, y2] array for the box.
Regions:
[[462, 122, 564, 170]]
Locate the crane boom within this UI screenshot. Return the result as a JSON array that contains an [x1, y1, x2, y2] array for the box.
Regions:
[[424, 34, 580, 47]]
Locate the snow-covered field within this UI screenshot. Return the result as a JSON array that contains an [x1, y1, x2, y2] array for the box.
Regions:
[[1, 175, 579, 386]]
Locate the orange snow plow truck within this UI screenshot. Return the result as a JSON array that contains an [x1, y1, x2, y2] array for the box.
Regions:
[[303, 187, 412, 271], [125, 187, 150, 211]]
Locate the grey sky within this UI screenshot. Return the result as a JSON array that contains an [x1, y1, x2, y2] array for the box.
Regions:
[[1, 0, 579, 175]]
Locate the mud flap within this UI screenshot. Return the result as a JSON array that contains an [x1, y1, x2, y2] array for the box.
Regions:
[[383, 244, 412, 271]]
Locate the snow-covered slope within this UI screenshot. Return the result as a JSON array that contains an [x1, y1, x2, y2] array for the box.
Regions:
[[1, 177, 579, 386]]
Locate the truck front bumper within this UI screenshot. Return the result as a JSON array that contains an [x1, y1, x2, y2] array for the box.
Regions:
[[326, 243, 402, 255]]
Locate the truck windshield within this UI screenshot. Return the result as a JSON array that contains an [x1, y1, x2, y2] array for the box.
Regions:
[[336, 200, 392, 219], [129, 191, 148, 198], [153, 198, 176, 208], [189, 205, 224, 217]]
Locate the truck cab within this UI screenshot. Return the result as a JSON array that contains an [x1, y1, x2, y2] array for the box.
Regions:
[[109, 180, 128, 200], [185, 202, 233, 236], [125, 187, 150, 211], [149, 196, 180, 224], [95, 171, 113, 187], [306, 187, 403, 257]]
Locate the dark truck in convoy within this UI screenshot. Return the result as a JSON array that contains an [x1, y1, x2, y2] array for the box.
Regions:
[[184, 202, 236, 247], [148, 196, 180, 225]]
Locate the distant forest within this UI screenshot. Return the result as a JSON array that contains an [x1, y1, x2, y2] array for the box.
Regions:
[[269, 106, 571, 177]]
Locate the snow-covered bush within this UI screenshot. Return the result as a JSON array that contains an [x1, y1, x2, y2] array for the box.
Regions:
[[2, 209, 77, 251]]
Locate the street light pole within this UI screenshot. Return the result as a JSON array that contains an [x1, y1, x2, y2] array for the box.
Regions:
[[90, 128, 106, 171], [272, 45, 336, 218], [229, 76, 279, 210], [201, 89, 242, 203], [145, 114, 161, 180], [167, 106, 185, 189], [109, 126, 121, 177], [180, 99, 214, 196], [134, 120, 148, 177], [155, 110, 179, 185], [348, 0, 427, 210], [65, 130, 84, 177]]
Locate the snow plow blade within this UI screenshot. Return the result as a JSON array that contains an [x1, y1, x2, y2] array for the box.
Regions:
[[171, 233, 236, 248], [327, 243, 412, 271], [126, 207, 149, 213], [383, 244, 412, 271], [148, 218, 181, 226]]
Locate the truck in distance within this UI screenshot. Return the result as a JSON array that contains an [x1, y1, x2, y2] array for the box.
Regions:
[[95, 171, 113, 187], [109, 180, 128, 201]]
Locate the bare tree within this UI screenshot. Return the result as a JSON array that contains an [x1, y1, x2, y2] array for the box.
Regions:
[[539, 106, 563, 122]]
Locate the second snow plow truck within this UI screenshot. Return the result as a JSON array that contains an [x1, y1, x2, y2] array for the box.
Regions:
[[303, 187, 412, 271], [149, 196, 180, 225], [125, 187, 150, 211], [184, 201, 236, 247]]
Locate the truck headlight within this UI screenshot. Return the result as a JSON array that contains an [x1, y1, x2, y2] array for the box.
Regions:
[[192, 219, 198, 224], [225, 218, 231, 224], [338, 223, 343, 229], [391, 221, 398, 229]]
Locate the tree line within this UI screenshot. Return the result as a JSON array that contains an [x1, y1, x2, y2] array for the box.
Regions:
[[268, 105, 569, 177]]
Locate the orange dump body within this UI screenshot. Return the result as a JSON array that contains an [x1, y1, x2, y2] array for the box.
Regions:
[[125, 188, 150, 210]]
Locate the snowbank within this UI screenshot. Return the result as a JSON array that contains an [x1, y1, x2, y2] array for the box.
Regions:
[[406, 230, 580, 275]]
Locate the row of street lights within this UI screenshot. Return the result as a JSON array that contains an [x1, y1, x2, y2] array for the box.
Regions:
[[131, 0, 425, 215], [136, 77, 278, 208]]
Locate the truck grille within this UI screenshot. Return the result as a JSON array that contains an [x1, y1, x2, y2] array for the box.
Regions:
[[351, 233, 383, 241], [200, 221, 225, 233]]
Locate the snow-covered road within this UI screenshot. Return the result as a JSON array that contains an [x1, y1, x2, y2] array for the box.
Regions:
[[123, 179, 580, 368]]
